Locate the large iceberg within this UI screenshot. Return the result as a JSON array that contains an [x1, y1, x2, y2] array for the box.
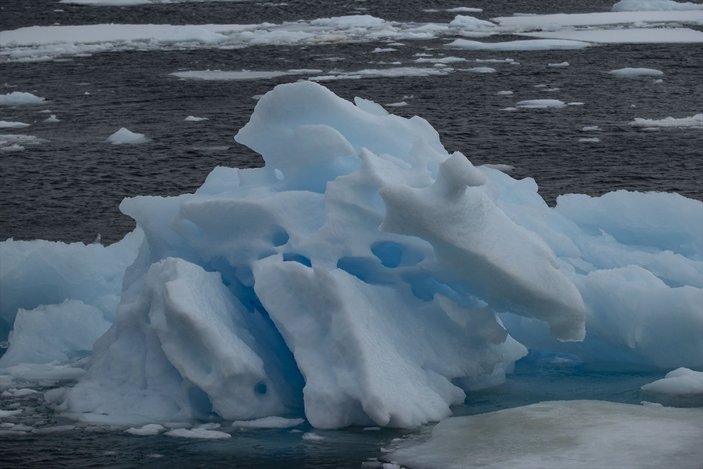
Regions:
[[1, 81, 701, 428]]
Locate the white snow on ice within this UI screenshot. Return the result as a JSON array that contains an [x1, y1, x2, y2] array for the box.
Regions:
[[610, 67, 664, 77], [107, 127, 148, 144], [641, 367, 703, 395], [630, 113, 703, 128], [0, 92, 47, 106]]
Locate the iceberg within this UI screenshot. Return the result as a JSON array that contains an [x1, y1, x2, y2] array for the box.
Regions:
[[1, 82, 701, 429], [106, 127, 148, 145]]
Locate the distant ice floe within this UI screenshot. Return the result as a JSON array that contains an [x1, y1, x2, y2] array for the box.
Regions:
[[520, 28, 703, 44], [125, 423, 166, 436], [107, 127, 148, 144], [446, 7, 483, 13], [493, 10, 703, 29], [548, 61, 570, 68], [642, 367, 703, 396], [390, 401, 703, 468], [610, 67, 664, 77], [464, 66, 496, 73], [185, 115, 208, 122], [0, 121, 30, 129], [516, 99, 567, 109], [309, 67, 452, 81], [171, 69, 322, 81], [0, 92, 47, 106], [612, 0, 703, 11], [448, 39, 591, 51], [630, 113, 703, 128], [0, 134, 48, 152]]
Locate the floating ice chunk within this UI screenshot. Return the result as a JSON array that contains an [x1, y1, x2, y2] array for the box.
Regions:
[[391, 401, 703, 469], [44, 115, 60, 123], [448, 38, 590, 51], [516, 99, 567, 109], [0, 134, 48, 152], [0, 409, 23, 418], [609, 67, 664, 77], [548, 61, 570, 67], [126, 424, 165, 436], [302, 432, 325, 441], [0, 121, 30, 129], [385, 101, 408, 107], [642, 367, 703, 396], [447, 7, 483, 13], [0, 92, 46, 106], [582, 125, 602, 131], [0, 300, 111, 367], [165, 427, 231, 439], [161, 26, 227, 45], [107, 127, 148, 145], [310, 67, 453, 81], [612, 0, 703, 11], [232, 416, 304, 429], [184, 115, 208, 122], [579, 137, 600, 143], [372, 47, 397, 53], [449, 15, 497, 30], [630, 113, 703, 128], [414, 56, 467, 64], [494, 10, 703, 29], [464, 66, 496, 73], [496, 90, 513, 96], [310, 15, 386, 28], [520, 28, 703, 44], [171, 69, 321, 81]]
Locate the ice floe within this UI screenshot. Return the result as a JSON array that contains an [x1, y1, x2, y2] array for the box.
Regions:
[[0, 92, 47, 106], [107, 127, 148, 144], [630, 113, 703, 128], [309, 67, 452, 81], [0, 134, 47, 152], [521, 28, 703, 44], [641, 367, 703, 396], [0, 121, 30, 129], [125, 423, 166, 436], [448, 38, 591, 51], [516, 99, 567, 109], [612, 0, 703, 11], [185, 115, 208, 122], [610, 67, 664, 77], [165, 427, 232, 439], [390, 401, 703, 469], [171, 69, 322, 81], [232, 416, 305, 429]]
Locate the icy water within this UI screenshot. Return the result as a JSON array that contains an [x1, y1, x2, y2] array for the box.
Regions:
[[1, 0, 702, 467]]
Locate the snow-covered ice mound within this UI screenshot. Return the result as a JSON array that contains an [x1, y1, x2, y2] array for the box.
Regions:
[[390, 400, 703, 468], [107, 127, 148, 145], [1, 82, 701, 429]]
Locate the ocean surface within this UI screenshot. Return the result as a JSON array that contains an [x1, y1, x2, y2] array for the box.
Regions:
[[1, 0, 702, 467]]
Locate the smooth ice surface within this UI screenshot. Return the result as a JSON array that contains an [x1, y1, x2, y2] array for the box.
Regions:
[[391, 401, 703, 469], [2, 82, 701, 429], [516, 99, 567, 109], [0, 92, 46, 106], [612, 0, 703, 11], [630, 113, 703, 128], [107, 128, 148, 145], [641, 367, 703, 395], [609, 67, 664, 77]]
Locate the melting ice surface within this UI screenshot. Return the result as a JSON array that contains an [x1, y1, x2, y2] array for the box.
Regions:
[[1, 82, 701, 433]]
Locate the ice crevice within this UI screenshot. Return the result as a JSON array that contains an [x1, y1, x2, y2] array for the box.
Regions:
[[1, 81, 701, 429]]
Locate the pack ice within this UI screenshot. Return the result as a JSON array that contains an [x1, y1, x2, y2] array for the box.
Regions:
[[0, 82, 701, 428]]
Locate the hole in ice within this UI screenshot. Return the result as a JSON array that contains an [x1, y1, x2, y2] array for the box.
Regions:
[[403, 272, 463, 303], [371, 241, 403, 268], [254, 381, 268, 395], [283, 252, 312, 267], [271, 226, 289, 247], [337, 257, 392, 285], [187, 386, 213, 416]]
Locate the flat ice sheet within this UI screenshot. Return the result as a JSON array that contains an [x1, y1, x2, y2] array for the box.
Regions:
[[171, 69, 322, 81], [391, 400, 703, 469], [493, 10, 703, 29], [520, 28, 703, 44], [447, 38, 591, 51]]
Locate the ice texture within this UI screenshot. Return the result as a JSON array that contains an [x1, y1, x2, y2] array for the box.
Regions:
[[390, 401, 703, 468], [630, 113, 703, 128], [641, 367, 703, 395], [609, 67, 664, 77], [1, 82, 701, 429], [0, 92, 46, 106]]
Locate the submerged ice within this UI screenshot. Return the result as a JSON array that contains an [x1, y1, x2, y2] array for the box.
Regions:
[[0, 82, 701, 429]]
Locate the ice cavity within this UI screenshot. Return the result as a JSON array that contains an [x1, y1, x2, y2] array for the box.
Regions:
[[2, 82, 701, 429]]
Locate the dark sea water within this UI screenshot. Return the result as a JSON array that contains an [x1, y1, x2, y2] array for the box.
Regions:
[[1, 0, 702, 467]]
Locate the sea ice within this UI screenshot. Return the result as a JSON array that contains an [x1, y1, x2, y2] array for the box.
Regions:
[[185, 116, 208, 122], [165, 427, 232, 439], [171, 69, 322, 81], [232, 416, 305, 429], [520, 28, 703, 44], [548, 61, 570, 68], [106, 127, 148, 145], [0, 121, 30, 129], [464, 67, 496, 73], [641, 367, 703, 395], [516, 99, 567, 109], [390, 401, 703, 469], [309, 67, 452, 81], [609, 67, 664, 77], [630, 113, 703, 128], [612, 0, 703, 11], [0, 92, 46, 106], [125, 423, 166, 436], [448, 38, 591, 51], [448, 15, 497, 30]]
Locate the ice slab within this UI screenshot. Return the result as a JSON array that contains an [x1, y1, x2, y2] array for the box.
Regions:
[[609, 67, 664, 77], [0, 92, 46, 106], [612, 0, 703, 11], [391, 401, 703, 469], [107, 128, 148, 145], [642, 367, 703, 395], [493, 10, 703, 29], [448, 38, 591, 51], [630, 113, 703, 128]]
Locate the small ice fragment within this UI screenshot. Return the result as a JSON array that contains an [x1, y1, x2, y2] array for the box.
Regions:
[[44, 114, 60, 123], [496, 90, 513, 96], [579, 137, 600, 143], [0, 121, 30, 129], [630, 114, 703, 128], [185, 115, 208, 122], [582, 125, 602, 131], [516, 99, 567, 109], [107, 127, 147, 145], [641, 368, 703, 396], [548, 61, 570, 68], [126, 424, 165, 436], [165, 428, 231, 439], [0, 92, 47, 106], [302, 432, 325, 441], [609, 67, 664, 78]]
